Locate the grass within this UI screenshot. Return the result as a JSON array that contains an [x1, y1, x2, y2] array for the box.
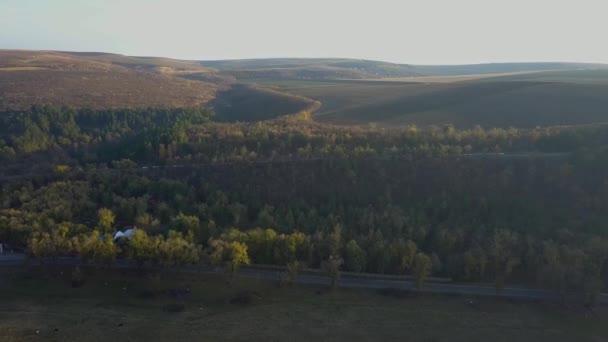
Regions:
[[1, 266, 607, 341]]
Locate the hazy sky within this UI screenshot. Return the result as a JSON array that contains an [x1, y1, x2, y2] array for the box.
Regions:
[[1, 0, 606, 64]]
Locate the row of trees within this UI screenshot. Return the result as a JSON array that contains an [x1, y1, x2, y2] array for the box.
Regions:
[[25, 215, 607, 303], [28, 228, 248, 274], [27, 225, 436, 290], [4, 106, 608, 166]]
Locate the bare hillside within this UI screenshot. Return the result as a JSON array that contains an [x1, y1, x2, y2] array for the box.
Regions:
[[0, 50, 221, 110]]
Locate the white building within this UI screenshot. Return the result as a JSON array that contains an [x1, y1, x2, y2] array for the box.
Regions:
[[113, 228, 136, 240]]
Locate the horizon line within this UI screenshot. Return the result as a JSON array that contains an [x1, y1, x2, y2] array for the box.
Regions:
[[3, 48, 608, 67]]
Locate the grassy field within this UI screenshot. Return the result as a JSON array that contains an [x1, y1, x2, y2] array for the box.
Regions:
[[1, 266, 606, 342], [255, 72, 608, 128]]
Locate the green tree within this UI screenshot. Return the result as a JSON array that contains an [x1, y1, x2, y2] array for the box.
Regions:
[[323, 255, 343, 290], [463, 247, 488, 281], [344, 239, 367, 272], [413, 252, 432, 290], [124, 230, 156, 266], [172, 213, 201, 241], [274, 232, 305, 264], [367, 237, 390, 273], [29, 231, 70, 263], [281, 260, 301, 286], [74, 231, 118, 268], [97, 208, 115, 233], [488, 229, 520, 295], [327, 224, 343, 256], [392, 239, 417, 274], [243, 228, 277, 264], [156, 231, 201, 269]]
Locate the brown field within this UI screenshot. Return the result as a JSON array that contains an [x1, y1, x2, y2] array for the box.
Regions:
[[255, 73, 608, 128]]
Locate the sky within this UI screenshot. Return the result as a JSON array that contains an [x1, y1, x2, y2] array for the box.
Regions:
[[1, 0, 607, 65]]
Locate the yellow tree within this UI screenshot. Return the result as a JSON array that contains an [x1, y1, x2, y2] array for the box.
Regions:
[[226, 241, 250, 276], [125, 230, 156, 266], [73, 231, 118, 268], [29, 228, 71, 263], [156, 231, 201, 269], [97, 208, 115, 234]]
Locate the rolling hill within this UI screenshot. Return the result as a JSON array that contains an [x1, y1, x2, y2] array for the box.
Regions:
[[0, 50, 224, 110], [201, 58, 608, 80], [4, 50, 608, 128], [0, 50, 310, 116], [258, 70, 608, 128]]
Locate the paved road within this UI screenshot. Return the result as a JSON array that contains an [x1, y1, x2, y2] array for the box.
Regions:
[[2, 254, 606, 304]]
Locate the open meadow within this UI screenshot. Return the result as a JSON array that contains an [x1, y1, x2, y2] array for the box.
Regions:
[[1, 267, 607, 342]]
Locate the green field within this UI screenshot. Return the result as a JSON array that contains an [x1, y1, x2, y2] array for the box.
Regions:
[[255, 71, 608, 128], [1, 267, 607, 342]]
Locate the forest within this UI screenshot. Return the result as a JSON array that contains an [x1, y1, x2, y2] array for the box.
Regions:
[[2, 106, 608, 306]]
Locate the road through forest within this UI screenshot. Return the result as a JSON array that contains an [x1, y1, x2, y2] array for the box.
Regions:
[[1, 253, 606, 304]]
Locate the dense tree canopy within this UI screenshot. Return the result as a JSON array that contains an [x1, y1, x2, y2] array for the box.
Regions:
[[2, 106, 608, 304]]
